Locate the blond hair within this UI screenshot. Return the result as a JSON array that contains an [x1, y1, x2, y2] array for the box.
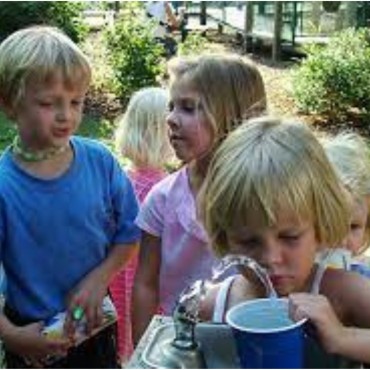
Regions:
[[321, 132, 370, 200], [115, 87, 173, 168], [321, 131, 370, 252], [167, 53, 266, 148], [0, 25, 91, 112], [199, 117, 350, 256]]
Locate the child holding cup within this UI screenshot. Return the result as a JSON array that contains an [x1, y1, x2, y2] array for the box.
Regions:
[[198, 117, 370, 366]]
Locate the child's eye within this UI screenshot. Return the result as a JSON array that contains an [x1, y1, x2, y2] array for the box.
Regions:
[[39, 101, 53, 107], [280, 234, 300, 243], [179, 98, 198, 113], [182, 105, 195, 113], [71, 100, 83, 107], [350, 223, 361, 231]]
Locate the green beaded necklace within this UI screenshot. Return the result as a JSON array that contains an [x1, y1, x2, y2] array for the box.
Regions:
[[12, 135, 69, 162]]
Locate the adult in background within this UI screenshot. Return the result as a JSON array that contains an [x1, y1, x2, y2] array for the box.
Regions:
[[145, 1, 184, 57]]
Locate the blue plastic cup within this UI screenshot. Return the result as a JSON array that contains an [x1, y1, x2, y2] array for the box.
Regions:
[[226, 298, 307, 369]]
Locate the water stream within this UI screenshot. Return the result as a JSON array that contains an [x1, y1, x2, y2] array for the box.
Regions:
[[174, 254, 277, 327], [212, 254, 278, 298]]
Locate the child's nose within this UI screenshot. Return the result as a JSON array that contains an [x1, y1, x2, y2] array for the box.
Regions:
[[342, 233, 359, 255], [261, 243, 283, 268], [341, 235, 350, 249], [166, 110, 180, 129], [56, 105, 72, 121]]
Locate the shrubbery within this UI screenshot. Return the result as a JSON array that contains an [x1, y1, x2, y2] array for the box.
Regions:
[[105, 2, 165, 103], [292, 28, 370, 122], [177, 32, 207, 56], [0, 2, 87, 43]]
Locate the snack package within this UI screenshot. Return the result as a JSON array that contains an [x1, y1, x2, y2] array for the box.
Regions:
[[42, 296, 117, 362]]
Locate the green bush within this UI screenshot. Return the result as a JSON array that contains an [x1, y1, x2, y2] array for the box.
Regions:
[[0, 2, 87, 43], [292, 28, 370, 121], [177, 32, 207, 56], [105, 2, 165, 103]]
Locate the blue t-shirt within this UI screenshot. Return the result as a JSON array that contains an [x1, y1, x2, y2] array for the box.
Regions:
[[0, 136, 140, 320]]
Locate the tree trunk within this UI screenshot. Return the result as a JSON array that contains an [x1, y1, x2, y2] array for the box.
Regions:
[[244, 2, 254, 53], [273, 2, 283, 61], [200, 1, 207, 25], [344, 1, 358, 28], [311, 1, 322, 31]]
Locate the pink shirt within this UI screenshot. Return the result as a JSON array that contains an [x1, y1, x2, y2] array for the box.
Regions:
[[136, 167, 218, 314], [128, 167, 167, 202], [110, 166, 166, 360]]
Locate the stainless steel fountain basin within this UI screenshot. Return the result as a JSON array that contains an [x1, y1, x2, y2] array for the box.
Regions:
[[128, 316, 356, 369], [142, 321, 240, 368]]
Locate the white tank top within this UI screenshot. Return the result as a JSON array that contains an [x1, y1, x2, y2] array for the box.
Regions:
[[212, 263, 327, 323]]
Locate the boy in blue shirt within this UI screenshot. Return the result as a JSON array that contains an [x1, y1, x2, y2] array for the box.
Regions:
[[0, 25, 140, 367]]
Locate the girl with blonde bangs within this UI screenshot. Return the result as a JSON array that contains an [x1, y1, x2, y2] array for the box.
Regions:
[[199, 117, 370, 365], [132, 53, 267, 344], [111, 86, 174, 361], [318, 132, 370, 274], [201, 117, 349, 257]]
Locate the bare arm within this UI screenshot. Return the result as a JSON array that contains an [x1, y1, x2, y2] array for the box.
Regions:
[[198, 284, 219, 322], [0, 314, 70, 366], [88, 242, 138, 288], [290, 270, 370, 363], [296, 297, 370, 364], [165, 2, 180, 29], [0, 243, 137, 365], [333, 271, 370, 363], [132, 231, 161, 346], [334, 327, 370, 363], [65, 242, 138, 334]]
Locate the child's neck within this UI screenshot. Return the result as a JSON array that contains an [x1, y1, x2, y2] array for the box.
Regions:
[[12, 135, 70, 162], [12, 138, 74, 179], [188, 157, 210, 194]]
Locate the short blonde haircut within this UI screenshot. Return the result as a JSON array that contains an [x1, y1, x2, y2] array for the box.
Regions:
[[168, 53, 266, 148], [321, 132, 370, 252], [199, 117, 350, 256], [321, 132, 370, 200], [0, 25, 91, 111], [115, 87, 173, 168]]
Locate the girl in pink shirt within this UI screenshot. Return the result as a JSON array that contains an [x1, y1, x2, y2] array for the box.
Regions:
[[132, 54, 267, 344], [110, 87, 174, 362]]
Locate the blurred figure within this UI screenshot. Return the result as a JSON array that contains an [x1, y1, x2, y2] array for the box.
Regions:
[[111, 86, 174, 362], [146, 1, 183, 57]]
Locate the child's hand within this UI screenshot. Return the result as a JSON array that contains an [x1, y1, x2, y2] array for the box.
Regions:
[[289, 293, 344, 353], [4, 321, 70, 367], [64, 270, 107, 338]]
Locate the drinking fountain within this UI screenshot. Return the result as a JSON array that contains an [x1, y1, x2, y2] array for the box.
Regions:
[[141, 255, 276, 368], [142, 280, 207, 368]]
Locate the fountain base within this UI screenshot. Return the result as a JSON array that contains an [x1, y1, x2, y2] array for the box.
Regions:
[[138, 318, 240, 369]]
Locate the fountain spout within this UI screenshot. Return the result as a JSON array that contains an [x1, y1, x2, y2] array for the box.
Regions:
[[152, 280, 207, 368], [172, 280, 207, 350]]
